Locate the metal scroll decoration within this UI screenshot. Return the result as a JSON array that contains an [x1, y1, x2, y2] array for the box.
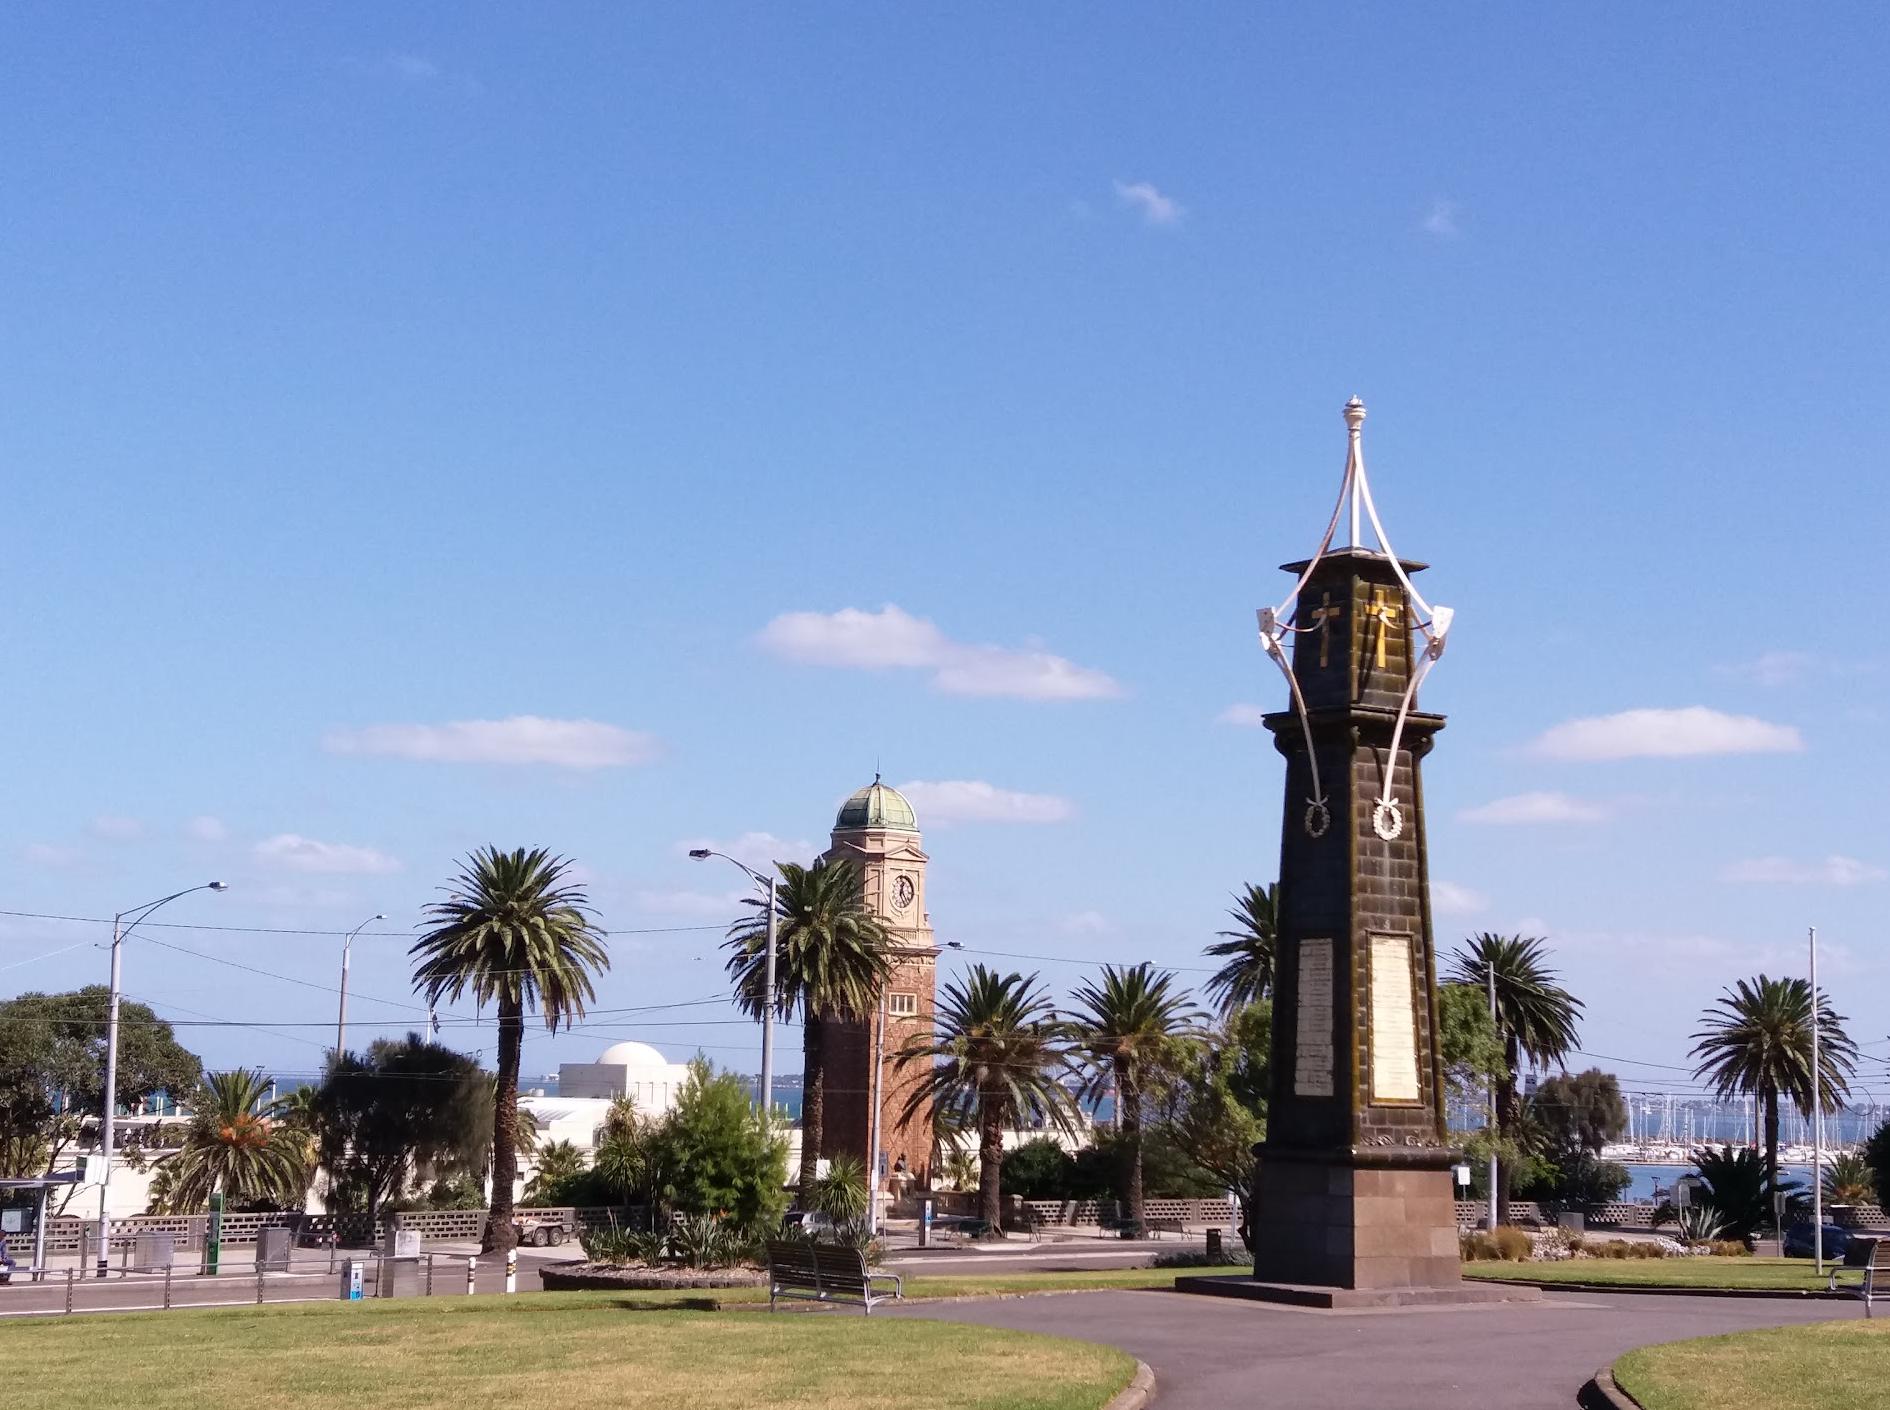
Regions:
[[1253, 398, 1455, 841]]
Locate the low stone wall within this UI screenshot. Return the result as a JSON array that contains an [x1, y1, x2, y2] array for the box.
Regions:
[[1452, 1199, 1890, 1231], [1014, 1197, 1235, 1228], [34, 1204, 647, 1254]]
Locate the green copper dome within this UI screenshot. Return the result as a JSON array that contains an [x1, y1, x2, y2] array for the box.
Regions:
[[835, 778, 918, 832]]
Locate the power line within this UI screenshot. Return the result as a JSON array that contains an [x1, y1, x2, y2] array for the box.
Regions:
[[0, 908, 725, 939]]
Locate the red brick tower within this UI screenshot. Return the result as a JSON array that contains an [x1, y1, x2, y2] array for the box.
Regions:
[[818, 778, 938, 1193]]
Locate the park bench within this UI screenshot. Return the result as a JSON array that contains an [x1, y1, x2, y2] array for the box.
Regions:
[[764, 1240, 903, 1316], [1829, 1235, 1886, 1316]]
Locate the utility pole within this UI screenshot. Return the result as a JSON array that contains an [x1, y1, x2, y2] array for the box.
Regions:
[[1487, 959, 1499, 1232], [761, 873, 777, 1117], [335, 913, 386, 1058], [1810, 926, 1824, 1277], [866, 986, 889, 1234]]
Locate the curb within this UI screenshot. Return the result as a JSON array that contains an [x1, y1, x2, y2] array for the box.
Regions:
[[1579, 1365, 1642, 1410], [1466, 1277, 1850, 1301], [1102, 1360, 1156, 1410]]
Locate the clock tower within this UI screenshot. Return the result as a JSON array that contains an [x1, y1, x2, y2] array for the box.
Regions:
[[819, 778, 938, 1191]]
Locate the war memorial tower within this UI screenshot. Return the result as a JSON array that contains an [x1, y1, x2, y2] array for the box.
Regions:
[[1182, 399, 1534, 1308]]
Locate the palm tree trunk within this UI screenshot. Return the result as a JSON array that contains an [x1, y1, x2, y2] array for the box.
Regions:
[[484, 996, 523, 1254], [978, 1104, 1005, 1231], [1763, 1085, 1780, 1232], [1120, 1065, 1145, 1227], [797, 1012, 825, 1206]]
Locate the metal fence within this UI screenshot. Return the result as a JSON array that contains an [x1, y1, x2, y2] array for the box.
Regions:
[[6, 1247, 529, 1318], [33, 1205, 646, 1256]]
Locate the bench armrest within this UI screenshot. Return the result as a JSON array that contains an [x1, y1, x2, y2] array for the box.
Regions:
[[867, 1271, 904, 1297]]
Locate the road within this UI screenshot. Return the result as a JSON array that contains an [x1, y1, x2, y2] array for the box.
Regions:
[[891, 1287, 1864, 1410]]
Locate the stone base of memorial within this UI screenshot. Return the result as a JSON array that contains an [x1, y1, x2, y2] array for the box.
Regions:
[[537, 1261, 768, 1292]]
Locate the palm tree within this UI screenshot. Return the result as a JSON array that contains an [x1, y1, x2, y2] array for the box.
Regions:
[[1067, 963, 1203, 1227], [412, 846, 609, 1253], [1690, 974, 1857, 1214], [524, 1139, 587, 1204], [724, 857, 896, 1204], [1203, 882, 1278, 1016], [1444, 934, 1583, 1224], [157, 1069, 306, 1211], [894, 966, 1080, 1229]]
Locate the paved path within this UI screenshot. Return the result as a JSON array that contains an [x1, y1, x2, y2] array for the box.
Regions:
[[891, 1288, 1864, 1409]]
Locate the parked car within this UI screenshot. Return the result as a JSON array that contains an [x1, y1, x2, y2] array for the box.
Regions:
[[1782, 1222, 1851, 1259], [781, 1211, 839, 1238]]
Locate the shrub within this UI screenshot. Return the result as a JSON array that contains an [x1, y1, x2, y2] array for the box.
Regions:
[[1675, 1204, 1729, 1246], [1824, 1150, 1876, 1206], [1867, 1120, 1890, 1211], [579, 1227, 640, 1265], [1152, 1247, 1228, 1268], [811, 1155, 869, 1223], [1706, 1239, 1752, 1258], [1001, 1138, 1077, 1200], [1492, 1225, 1532, 1261], [668, 1213, 752, 1269], [649, 1060, 790, 1230], [1693, 1145, 1804, 1241], [1459, 1231, 1500, 1261]]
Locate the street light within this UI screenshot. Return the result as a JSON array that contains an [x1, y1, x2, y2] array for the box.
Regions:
[[97, 881, 228, 1277], [336, 914, 387, 1059], [689, 849, 778, 1116]]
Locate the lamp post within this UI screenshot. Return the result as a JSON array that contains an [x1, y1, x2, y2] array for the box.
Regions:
[[1810, 925, 1823, 1276], [689, 849, 778, 1116], [335, 913, 387, 1058], [97, 881, 228, 1277]]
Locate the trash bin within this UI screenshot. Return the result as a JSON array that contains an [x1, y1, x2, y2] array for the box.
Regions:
[[1206, 1228, 1224, 1260], [257, 1227, 292, 1272], [133, 1232, 174, 1272], [384, 1228, 421, 1259], [1557, 1211, 1585, 1234], [340, 1259, 363, 1300]]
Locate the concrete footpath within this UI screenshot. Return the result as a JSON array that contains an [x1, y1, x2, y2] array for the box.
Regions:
[[889, 1287, 1865, 1410]]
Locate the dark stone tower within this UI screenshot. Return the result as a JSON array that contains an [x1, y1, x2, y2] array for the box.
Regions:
[[1248, 535, 1461, 1292], [1178, 398, 1534, 1308]]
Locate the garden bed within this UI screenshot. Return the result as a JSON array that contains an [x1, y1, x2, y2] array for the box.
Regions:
[[537, 1260, 769, 1292]]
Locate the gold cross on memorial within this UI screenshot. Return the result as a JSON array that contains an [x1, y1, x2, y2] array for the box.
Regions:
[[1365, 588, 1401, 670]]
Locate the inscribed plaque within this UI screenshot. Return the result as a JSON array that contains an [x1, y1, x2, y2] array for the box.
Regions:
[[1293, 936, 1335, 1098], [1369, 932, 1421, 1103]]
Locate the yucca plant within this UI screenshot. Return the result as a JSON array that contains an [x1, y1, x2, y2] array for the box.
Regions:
[[1674, 1203, 1729, 1247], [811, 1154, 870, 1224], [1823, 1150, 1875, 1205]]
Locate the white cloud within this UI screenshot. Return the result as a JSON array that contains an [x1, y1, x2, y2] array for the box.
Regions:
[[674, 832, 813, 875], [1421, 197, 1460, 237], [87, 815, 144, 842], [1718, 651, 1814, 687], [1058, 910, 1112, 937], [1459, 791, 1609, 825], [324, 716, 658, 768], [253, 834, 402, 876], [895, 780, 1075, 826], [1430, 881, 1488, 916], [1720, 856, 1887, 887], [1112, 179, 1184, 227], [22, 843, 79, 868], [1529, 706, 1803, 761], [184, 815, 228, 843], [758, 605, 1120, 702], [1216, 703, 1270, 728], [634, 888, 746, 919]]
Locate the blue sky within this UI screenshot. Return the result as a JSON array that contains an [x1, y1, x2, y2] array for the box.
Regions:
[[1, 8, 1884, 1103]]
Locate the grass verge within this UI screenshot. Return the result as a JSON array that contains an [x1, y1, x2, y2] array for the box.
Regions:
[[1463, 1256, 1846, 1291], [1614, 1320, 1890, 1410], [0, 1294, 1136, 1410]]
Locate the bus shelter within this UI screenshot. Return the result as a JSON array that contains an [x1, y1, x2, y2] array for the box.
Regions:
[[0, 1172, 81, 1282]]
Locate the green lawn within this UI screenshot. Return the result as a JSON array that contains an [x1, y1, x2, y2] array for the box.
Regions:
[[0, 1293, 1136, 1410], [1464, 1256, 1846, 1291], [1615, 1320, 1890, 1410]]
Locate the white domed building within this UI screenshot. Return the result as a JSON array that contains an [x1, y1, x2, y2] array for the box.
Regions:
[[514, 1040, 696, 1174], [558, 1040, 691, 1107]]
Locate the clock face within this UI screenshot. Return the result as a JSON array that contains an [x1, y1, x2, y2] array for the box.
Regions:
[[892, 874, 915, 912]]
